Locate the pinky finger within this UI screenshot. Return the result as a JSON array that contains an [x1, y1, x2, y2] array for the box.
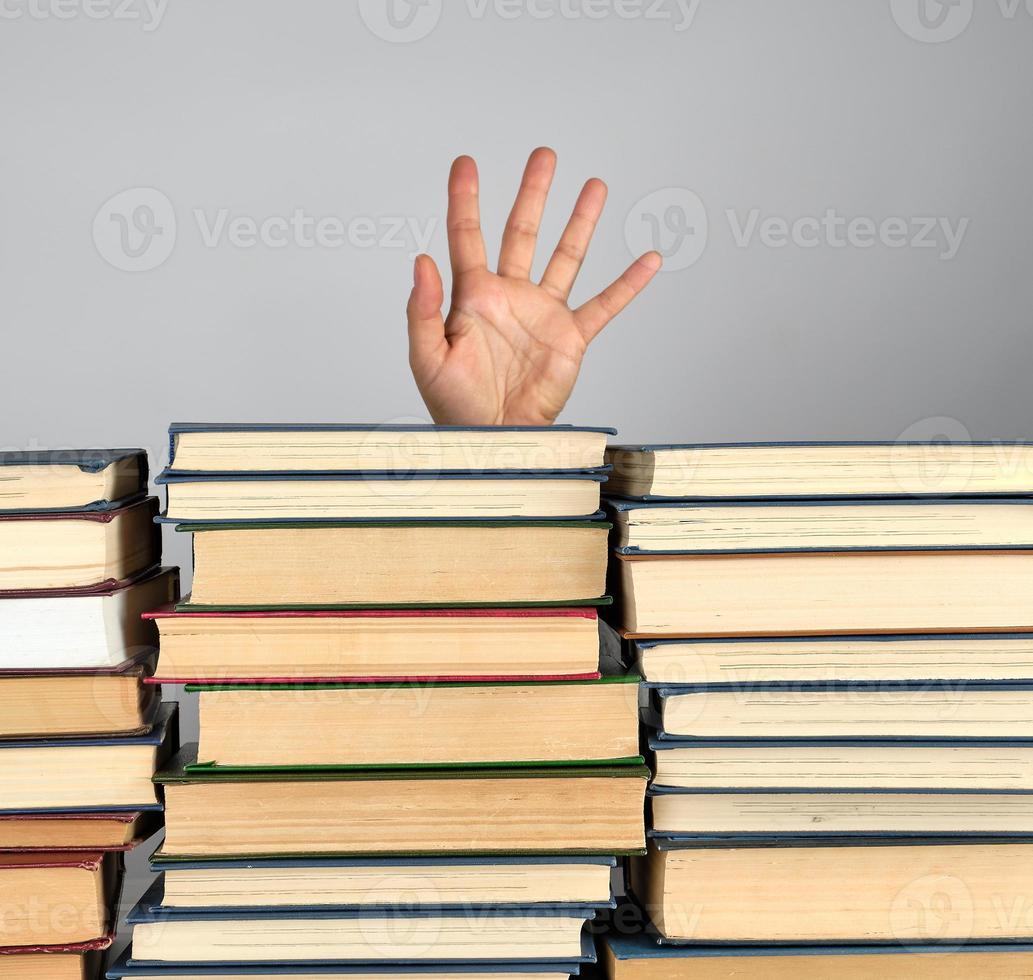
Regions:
[[573, 251, 663, 342]]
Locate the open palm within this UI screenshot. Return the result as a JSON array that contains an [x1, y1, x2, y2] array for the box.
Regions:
[[407, 148, 662, 425]]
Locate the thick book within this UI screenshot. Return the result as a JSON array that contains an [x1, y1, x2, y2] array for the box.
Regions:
[[0, 851, 120, 947], [156, 747, 648, 858], [107, 948, 584, 977], [159, 471, 607, 522], [0, 568, 178, 671], [648, 682, 1033, 740], [602, 929, 1033, 980], [0, 938, 110, 978], [125, 884, 596, 966], [0, 705, 175, 814], [649, 787, 1033, 837], [149, 854, 616, 909], [631, 836, 1033, 944], [180, 521, 610, 609], [608, 497, 1033, 554], [144, 607, 601, 683], [649, 737, 1033, 793], [626, 632, 1033, 685], [0, 499, 161, 594], [605, 441, 1033, 499], [612, 549, 1033, 635], [0, 448, 147, 514], [0, 812, 159, 852], [188, 676, 640, 769], [167, 423, 614, 474], [0, 653, 158, 738]]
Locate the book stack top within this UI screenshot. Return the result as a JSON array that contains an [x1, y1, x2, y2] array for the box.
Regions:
[[115, 424, 648, 977], [0, 450, 179, 978], [599, 440, 1033, 961]]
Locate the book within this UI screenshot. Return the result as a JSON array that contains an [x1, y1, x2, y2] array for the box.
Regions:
[[602, 929, 1033, 980], [608, 498, 1033, 553], [0, 656, 158, 738], [0, 500, 160, 594], [627, 632, 1033, 685], [631, 836, 1033, 943], [158, 472, 606, 522], [181, 522, 609, 609], [0, 851, 119, 946], [167, 424, 613, 473], [188, 677, 640, 769], [0, 940, 109, 979], [149, 855, 616, 909], [0, 569, 178, 671], [125, 888, 596, 965], [156, 748, 648, 857], [0, 449, 147, 514], [604, 441, 1033, 499], [649, 738, 1033, 792], [106, 948, 584, 977], [0, 705, 175, 813], [649, 790, 1033, 837], [648, 683, 1033, 740], [612, 550, 1033, 635], [144, 608, 602, 683], [0, 812, 158, 852]]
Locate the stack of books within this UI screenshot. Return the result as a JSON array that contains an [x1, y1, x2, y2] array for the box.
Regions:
[[0, 449, 178, 979], [107, 424, 648, 977], [601, 441, 1033, 974]]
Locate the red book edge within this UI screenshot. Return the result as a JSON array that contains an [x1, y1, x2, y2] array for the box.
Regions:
[[0, 851, 104, 870], [0, 932, 113, 955], [0, 836, 150, 855], [147, 671, 603, 685], [0, 812, 142, 824], [143, 605, 598, 620], [0, 564, 173, 601]]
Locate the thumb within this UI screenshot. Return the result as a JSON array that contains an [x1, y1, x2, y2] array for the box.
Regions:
[[407, 254, 447, 376]]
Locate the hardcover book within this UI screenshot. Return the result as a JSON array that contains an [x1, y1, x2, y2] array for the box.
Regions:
[[180, 521, 610, 609], [604, 441, 1033, 499], [158, 471, 607, 522], [124, 884, 597, 965], [0, 499, 161, 594], [631, 836, 1033, 944], [612, 549, 1033, 635], [148, 854, 617, 910], [0, 568, 178, 671], [0, 653, 158, 738], [602, 929, 1033, 980], [0, 448, 147, 514], [0, 812, 159, 852], [144, 607, 602, 683], [156, 747, 648, 858], [166, 423, 614, 473], [0, 705, 176, 814], [188, 676, 640, 769], [607, 497, 1033, 553]]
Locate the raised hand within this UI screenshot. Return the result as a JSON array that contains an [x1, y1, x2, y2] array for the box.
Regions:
[[407, 148, 662, 425]]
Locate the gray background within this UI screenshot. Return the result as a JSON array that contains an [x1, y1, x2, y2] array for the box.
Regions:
[[1, 0, 1031, 911]]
